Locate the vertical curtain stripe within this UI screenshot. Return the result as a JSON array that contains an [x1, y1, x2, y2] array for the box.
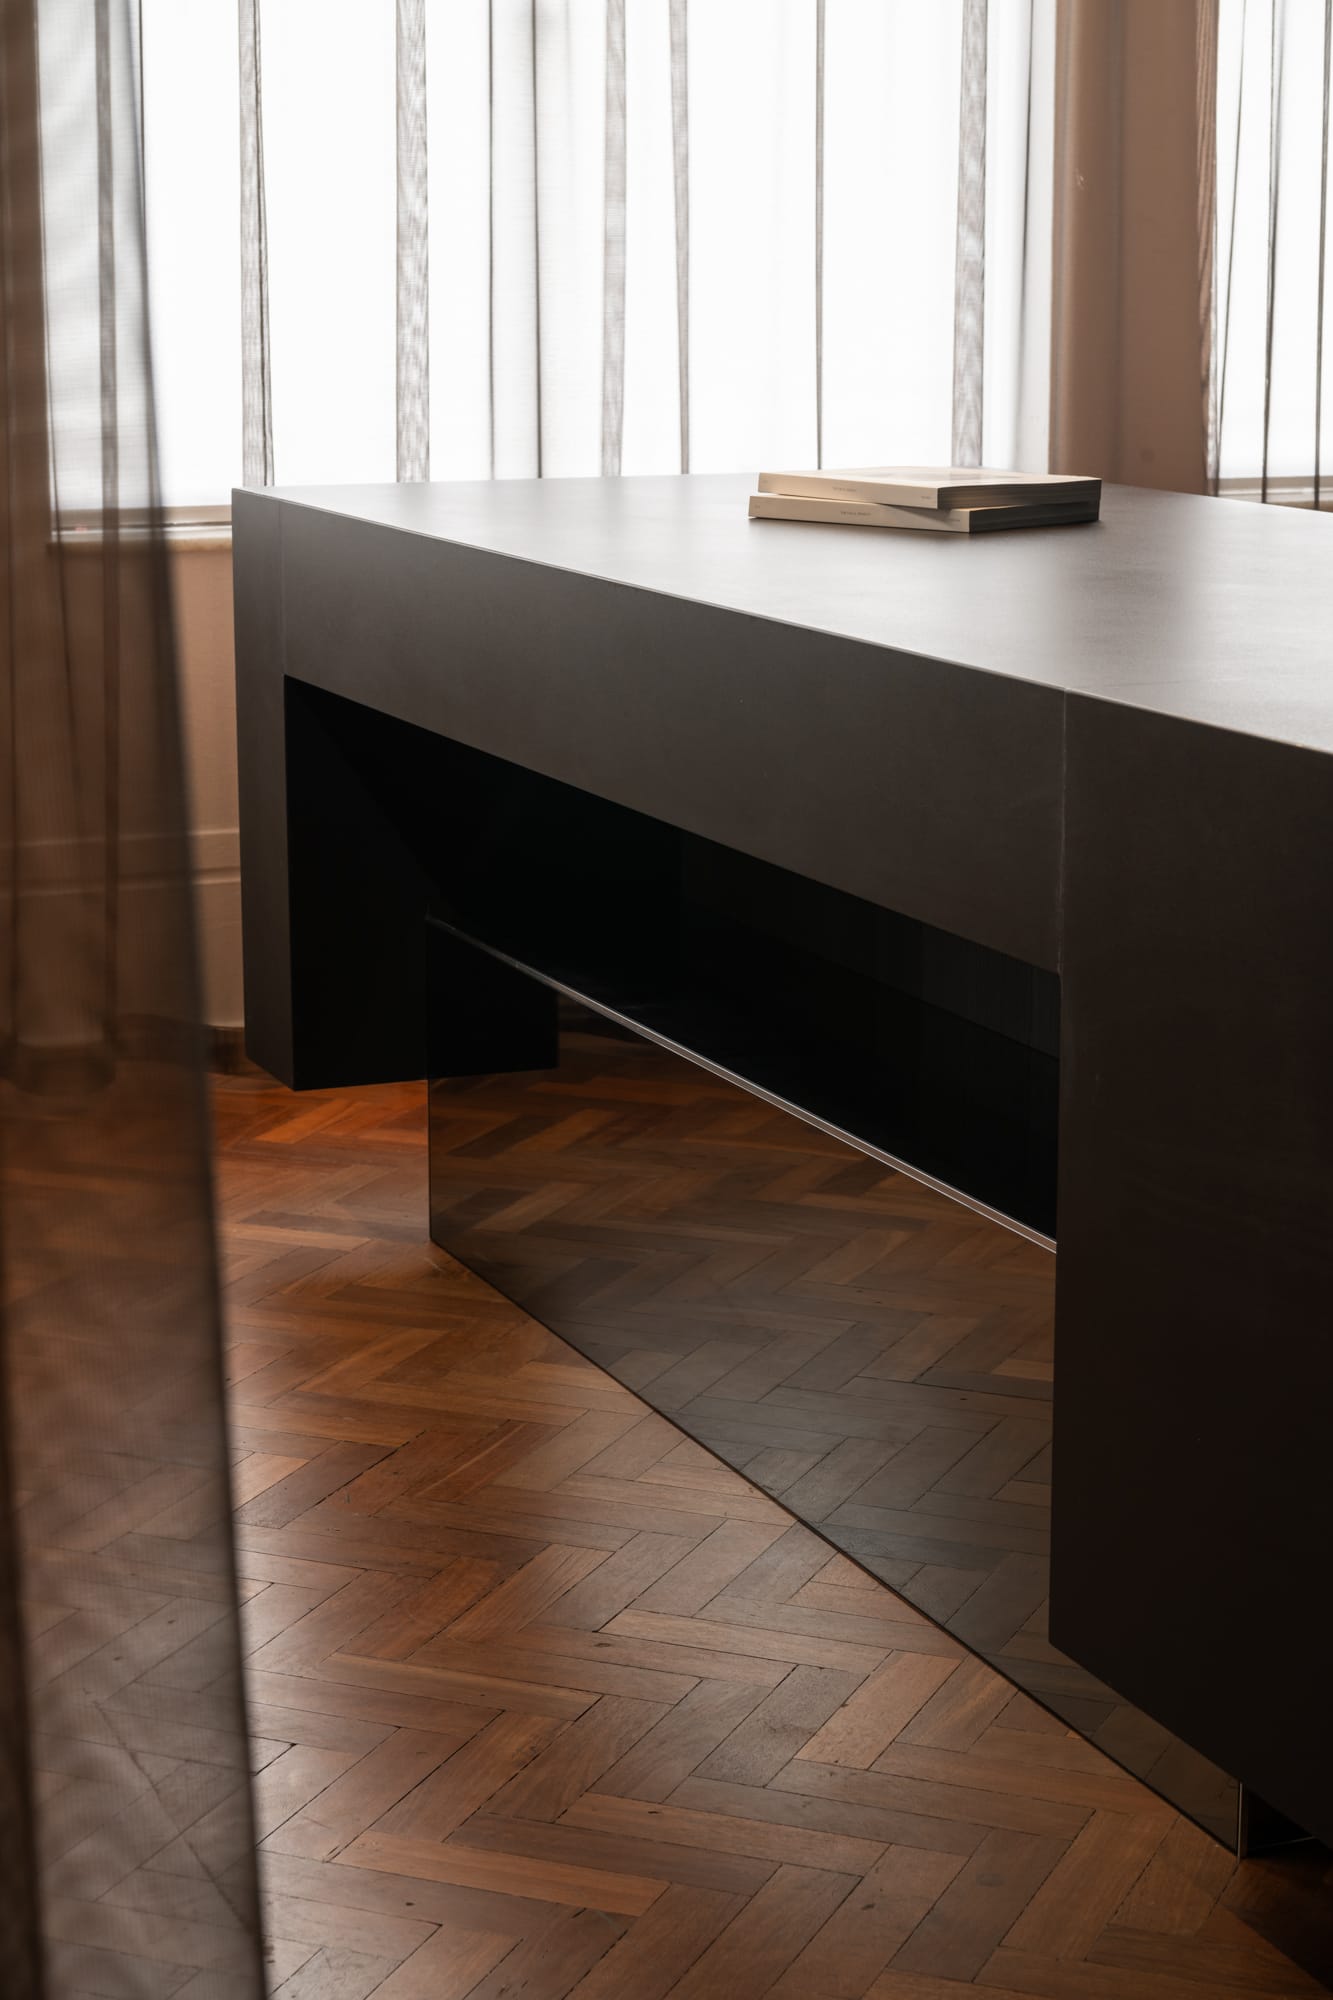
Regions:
[[96, 0, 121, 1039], [601, 0, 627, 477], [396, 0, 430, 482], [1216, 0, 1248, 473], [1316, 0, 1331, 505], [1261, 0, 1285, 502], [95, 0, 117, 527], [952, 0, 987, 466], [531, 0, 544, 474], [487, 1, 496, 476], [137, 0, 146, 176], [238, 0, 273, 487], [814, 0, 825, 468], [96, 0, 117, 438], [1197, 0, 1220, 490], [669, 0, 690, 472], [1012, 0, 1037, 466]]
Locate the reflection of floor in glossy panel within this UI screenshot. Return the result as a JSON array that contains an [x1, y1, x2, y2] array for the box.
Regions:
[[213, 1068, 1333, 1998], [427, 1015, 1237, 1841]]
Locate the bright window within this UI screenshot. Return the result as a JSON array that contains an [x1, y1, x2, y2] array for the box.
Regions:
[[140, 1, 1054, 509]]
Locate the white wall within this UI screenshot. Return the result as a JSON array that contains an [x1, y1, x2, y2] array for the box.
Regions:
[[173, 544, 242, 1031]]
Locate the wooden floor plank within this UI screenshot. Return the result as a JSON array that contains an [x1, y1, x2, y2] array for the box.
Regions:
[[365, 1928, 515, 2000], [669, 1862, 862, 1999], [769, 1845, 968, 1999], [336, 1829, 665, 1916], [886, 1828, 1069, 1982], [797, 1653, 963, 1769], [564, 1883, 744, 2000]]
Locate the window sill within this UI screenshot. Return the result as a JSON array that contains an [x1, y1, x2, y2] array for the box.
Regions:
[[55, 506, 233, 553], [52, 484, 1333, 552], [1216, 477, 1333, 509]]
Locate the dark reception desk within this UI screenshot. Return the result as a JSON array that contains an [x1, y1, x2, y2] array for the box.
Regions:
[[233, 473, 1333, 1851]]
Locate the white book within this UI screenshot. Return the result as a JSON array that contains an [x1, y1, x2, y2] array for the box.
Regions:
[[748, 492, 1100, 534], [756, 465, 1101, 512]]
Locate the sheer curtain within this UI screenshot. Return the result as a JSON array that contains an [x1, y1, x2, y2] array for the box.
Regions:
[[145, 0, 1057, 506], [1213, 0, 1333, 497], [1, 0, 263, 1992]]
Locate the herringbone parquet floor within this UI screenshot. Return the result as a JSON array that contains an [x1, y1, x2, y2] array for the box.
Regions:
[[214, 1071, 1333, 1999]]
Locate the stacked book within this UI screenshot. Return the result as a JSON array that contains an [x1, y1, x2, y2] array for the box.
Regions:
[[748, 466, 1101, 534]]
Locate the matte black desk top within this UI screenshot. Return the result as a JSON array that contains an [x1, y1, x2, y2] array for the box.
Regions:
[[260, 472, 1333, 754]]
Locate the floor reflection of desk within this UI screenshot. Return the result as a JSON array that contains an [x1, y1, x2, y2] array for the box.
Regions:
[[234, 472, 1333, 1850]]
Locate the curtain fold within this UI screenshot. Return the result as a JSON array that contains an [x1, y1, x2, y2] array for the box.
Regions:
[[668, 0, 690, 471], [1199, 0, 1220, 486], [238, 0, 274, 489], [1, 1, 264, 1992], [600, 0, 626, 476], [208, 0, 1055, 501], [814, 0, 826, 467], [1214, 0, 1333, 495], [397, 0, 431, 483], [952, 0, 988, 465]]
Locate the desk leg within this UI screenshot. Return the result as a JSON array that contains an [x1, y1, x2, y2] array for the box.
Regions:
[[1053, 696, 1333, 1850], [235, 495, 433, 1087]]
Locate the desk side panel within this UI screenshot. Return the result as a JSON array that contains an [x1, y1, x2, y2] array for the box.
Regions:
[[274, 504, 1064, 974], [1054, 694, 1333, 1845], [234, 493, 436, 1088]]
